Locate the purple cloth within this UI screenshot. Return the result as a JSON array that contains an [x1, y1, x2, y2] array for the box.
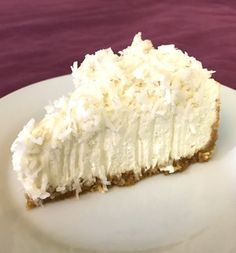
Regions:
[[0, 0, 235, 98]]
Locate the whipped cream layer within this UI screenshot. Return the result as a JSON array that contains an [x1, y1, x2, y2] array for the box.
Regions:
[[11, 33, 219, 201]]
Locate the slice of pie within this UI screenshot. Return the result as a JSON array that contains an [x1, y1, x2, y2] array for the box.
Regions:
[[11, 33, 220, 208]]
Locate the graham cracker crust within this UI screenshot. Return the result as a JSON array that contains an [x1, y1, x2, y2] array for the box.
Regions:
[[26, 101, 220, 209]]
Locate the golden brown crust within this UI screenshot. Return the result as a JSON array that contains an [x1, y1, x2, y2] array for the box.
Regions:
[[26, 100, 220, 209]]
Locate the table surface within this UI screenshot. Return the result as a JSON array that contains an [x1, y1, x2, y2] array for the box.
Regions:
[[0, 0, 235, 98]]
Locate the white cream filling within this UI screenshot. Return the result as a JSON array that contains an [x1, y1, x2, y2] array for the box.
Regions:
[[11, 33, 219, 201]]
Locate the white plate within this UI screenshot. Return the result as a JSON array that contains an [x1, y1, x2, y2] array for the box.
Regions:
[[0, 75, 236, 253]]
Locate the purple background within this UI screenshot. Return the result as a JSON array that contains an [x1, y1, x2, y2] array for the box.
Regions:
[[0, 0, 235, 98]]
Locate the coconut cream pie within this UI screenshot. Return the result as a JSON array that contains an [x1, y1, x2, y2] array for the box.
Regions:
[[11, 33, 220, 208]]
